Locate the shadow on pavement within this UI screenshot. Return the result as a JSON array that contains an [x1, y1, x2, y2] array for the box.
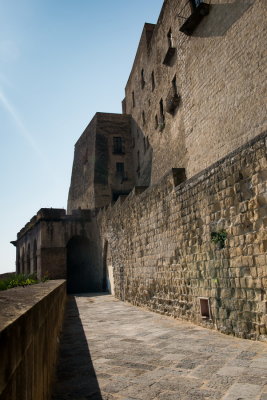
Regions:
[[51, 295, 103, 400], [75, 292, 110, 298]]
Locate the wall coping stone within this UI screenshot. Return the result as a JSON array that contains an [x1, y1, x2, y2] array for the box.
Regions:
[[0, 280, 65, 331]]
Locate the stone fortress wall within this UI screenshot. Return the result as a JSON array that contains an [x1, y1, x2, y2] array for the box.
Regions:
[[13, 0, 267, 339], [98, 131, 267, 339], [68, 113, 135, 211], [124, 0, 267, 185]]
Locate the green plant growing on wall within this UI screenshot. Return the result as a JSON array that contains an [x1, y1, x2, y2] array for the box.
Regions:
[[211, 230, 227, 249], [0, 273, 47, 291]]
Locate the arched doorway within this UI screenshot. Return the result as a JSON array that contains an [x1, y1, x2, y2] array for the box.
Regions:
[[67, 236, 100, 293]]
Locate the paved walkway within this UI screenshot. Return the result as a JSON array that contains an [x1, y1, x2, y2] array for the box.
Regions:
[[51, 294, 267, 400]]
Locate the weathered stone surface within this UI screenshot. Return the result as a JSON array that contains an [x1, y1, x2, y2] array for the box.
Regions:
[[68, 113, 135, 212], [99, 132, 267, 339], [0, 280, 66, 400], [125, 0, 267, 184]]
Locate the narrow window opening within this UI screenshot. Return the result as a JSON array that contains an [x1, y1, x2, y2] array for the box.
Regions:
[[113, 137, 124, 154], [116, 162, 124, 175], [142, 111, 146, 126], [172, 75, 177, 95], [199, 297, 211, 319], [159, 99, 165, 130], [163, 29, 176, 65], [151, 71, 155, 91], [160, 99, 164, 121], [167, 28, 173, 48], [143, 137, 146, 153], [155, 114, 158, 129], [166, 74, 180, 115], [116, 162, 126, 183], [141, 69, 145, 89], [137, 151, 140, 177], [132, 91, 135, 107]]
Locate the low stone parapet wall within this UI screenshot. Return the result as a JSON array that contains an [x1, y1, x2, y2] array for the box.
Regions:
[[0, 280, 66, 400]]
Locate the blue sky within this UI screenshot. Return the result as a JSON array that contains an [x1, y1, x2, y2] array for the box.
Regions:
[[0, 0, 163, 274]]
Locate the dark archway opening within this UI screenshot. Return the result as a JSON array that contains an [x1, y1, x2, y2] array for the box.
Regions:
[[67, 236, 101, 294]]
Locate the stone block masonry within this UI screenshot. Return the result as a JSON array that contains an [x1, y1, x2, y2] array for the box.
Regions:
[[0, 280, 66, 400], [125, 0, 267, 184], [98, 131, 267, 340]]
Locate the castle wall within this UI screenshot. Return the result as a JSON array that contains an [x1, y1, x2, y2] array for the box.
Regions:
[[125, 0, 267, 184], [67, 113, 135, 211], [15, 209, 103, 291], [67, 117, 97, 211], [94, 113, 135, 206], [98, 131, 267, 339]]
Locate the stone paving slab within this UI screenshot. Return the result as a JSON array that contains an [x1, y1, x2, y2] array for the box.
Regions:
[[51, 294, 267, 400]]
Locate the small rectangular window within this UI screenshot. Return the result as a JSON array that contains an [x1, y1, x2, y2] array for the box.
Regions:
[[159, 99, 165, 131], [142, 111, 146, 126], [155, 114, 158, 129], [151, 71, 155, 91], [199, 297, 211, 319], [172, 75, 177, 94], [167, 28, 173, 48], [160, 99, 165, 123], [132, 91, 135, 107], [137, 150, 140, 177], [141, 69, 145, 89], [113, 137, 124, 154], [116, 162, 124, 174]]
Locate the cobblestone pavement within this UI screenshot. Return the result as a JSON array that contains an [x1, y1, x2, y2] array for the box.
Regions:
[[51, 294, 267, 400]]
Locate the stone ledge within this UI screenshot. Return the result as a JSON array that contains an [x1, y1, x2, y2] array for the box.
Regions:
[[0, 280, 65, 330], [0, 280, 66, 400]]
